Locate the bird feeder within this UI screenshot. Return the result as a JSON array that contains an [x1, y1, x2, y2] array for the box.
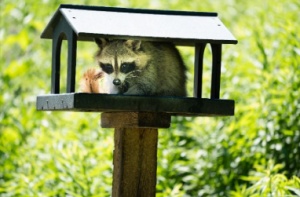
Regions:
[[37, 4, 237, 197]]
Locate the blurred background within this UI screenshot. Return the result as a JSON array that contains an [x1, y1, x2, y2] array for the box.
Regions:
[[1, 0, 300, 196]]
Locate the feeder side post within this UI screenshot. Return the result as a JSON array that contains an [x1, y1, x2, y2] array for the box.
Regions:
[[51, 28, 63, 94], [50, 16, 77, 94], [66, 30, 77, 93], [194, 43, 206, 98], [211, 44, 222, 99]]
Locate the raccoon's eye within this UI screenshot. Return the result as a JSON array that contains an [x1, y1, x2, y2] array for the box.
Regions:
[[100, 63, 113, 74], [120, 62, 135, 74]]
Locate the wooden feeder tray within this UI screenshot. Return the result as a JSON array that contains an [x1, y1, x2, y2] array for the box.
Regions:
[[37, 93, 234, 116], [36, 4, 237, 117]]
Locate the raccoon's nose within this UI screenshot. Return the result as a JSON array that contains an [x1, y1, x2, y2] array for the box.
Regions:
[[113, 79, 121, 86]]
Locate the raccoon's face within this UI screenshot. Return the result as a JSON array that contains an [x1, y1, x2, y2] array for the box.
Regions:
[[99, 59, 136, 86], [95, 39, 145, 93]]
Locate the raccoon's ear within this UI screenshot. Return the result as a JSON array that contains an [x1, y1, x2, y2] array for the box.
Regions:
[[94, 38, 107, 49], [125, 40, 141, 51]]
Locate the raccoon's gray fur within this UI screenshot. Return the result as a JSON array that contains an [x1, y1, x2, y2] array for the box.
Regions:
[[94, 38, 187, 97]]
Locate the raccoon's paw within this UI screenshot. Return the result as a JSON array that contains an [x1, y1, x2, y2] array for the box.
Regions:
[[118, 81, 129, 94], [80, 68, 103, 93]]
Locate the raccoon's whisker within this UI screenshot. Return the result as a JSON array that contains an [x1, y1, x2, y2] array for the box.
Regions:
[[126, 75, 138, 79], [125, 72, 141, 79]]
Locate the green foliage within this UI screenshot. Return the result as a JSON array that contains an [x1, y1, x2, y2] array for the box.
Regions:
[[230, 160, 300, 197], [1, 0, 300, 196]]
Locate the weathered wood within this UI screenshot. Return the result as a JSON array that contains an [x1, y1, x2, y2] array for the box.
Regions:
[[102, 112, 171, 197], [101, 112, 171, 128], [112, 128, 158, 197], [36, 93, 235, 117]]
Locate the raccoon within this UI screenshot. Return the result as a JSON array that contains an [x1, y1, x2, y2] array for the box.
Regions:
[[81, 38, 187, 97]]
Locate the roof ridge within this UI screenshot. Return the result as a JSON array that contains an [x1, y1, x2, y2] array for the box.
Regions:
[[59, 4, 218, 17]]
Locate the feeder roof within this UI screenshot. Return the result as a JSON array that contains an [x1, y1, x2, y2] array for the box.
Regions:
[[41, 4, 237, 46]]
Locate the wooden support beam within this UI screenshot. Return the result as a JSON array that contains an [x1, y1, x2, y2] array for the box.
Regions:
[[51, 27, 63, 94], [101, 112, 171, 197], [210, 44, 222, 99], [66, 30, 77, 93], [194, 43, 206, 98], [112, 128, 158, 197], [101, 112, 171, 128], [51, 17, 77, 94]]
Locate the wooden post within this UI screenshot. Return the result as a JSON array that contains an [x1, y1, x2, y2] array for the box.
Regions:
[[101, 112, 171, 197]]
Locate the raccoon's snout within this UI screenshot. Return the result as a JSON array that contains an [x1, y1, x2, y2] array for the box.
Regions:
[[113, 79, 121, 86]]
